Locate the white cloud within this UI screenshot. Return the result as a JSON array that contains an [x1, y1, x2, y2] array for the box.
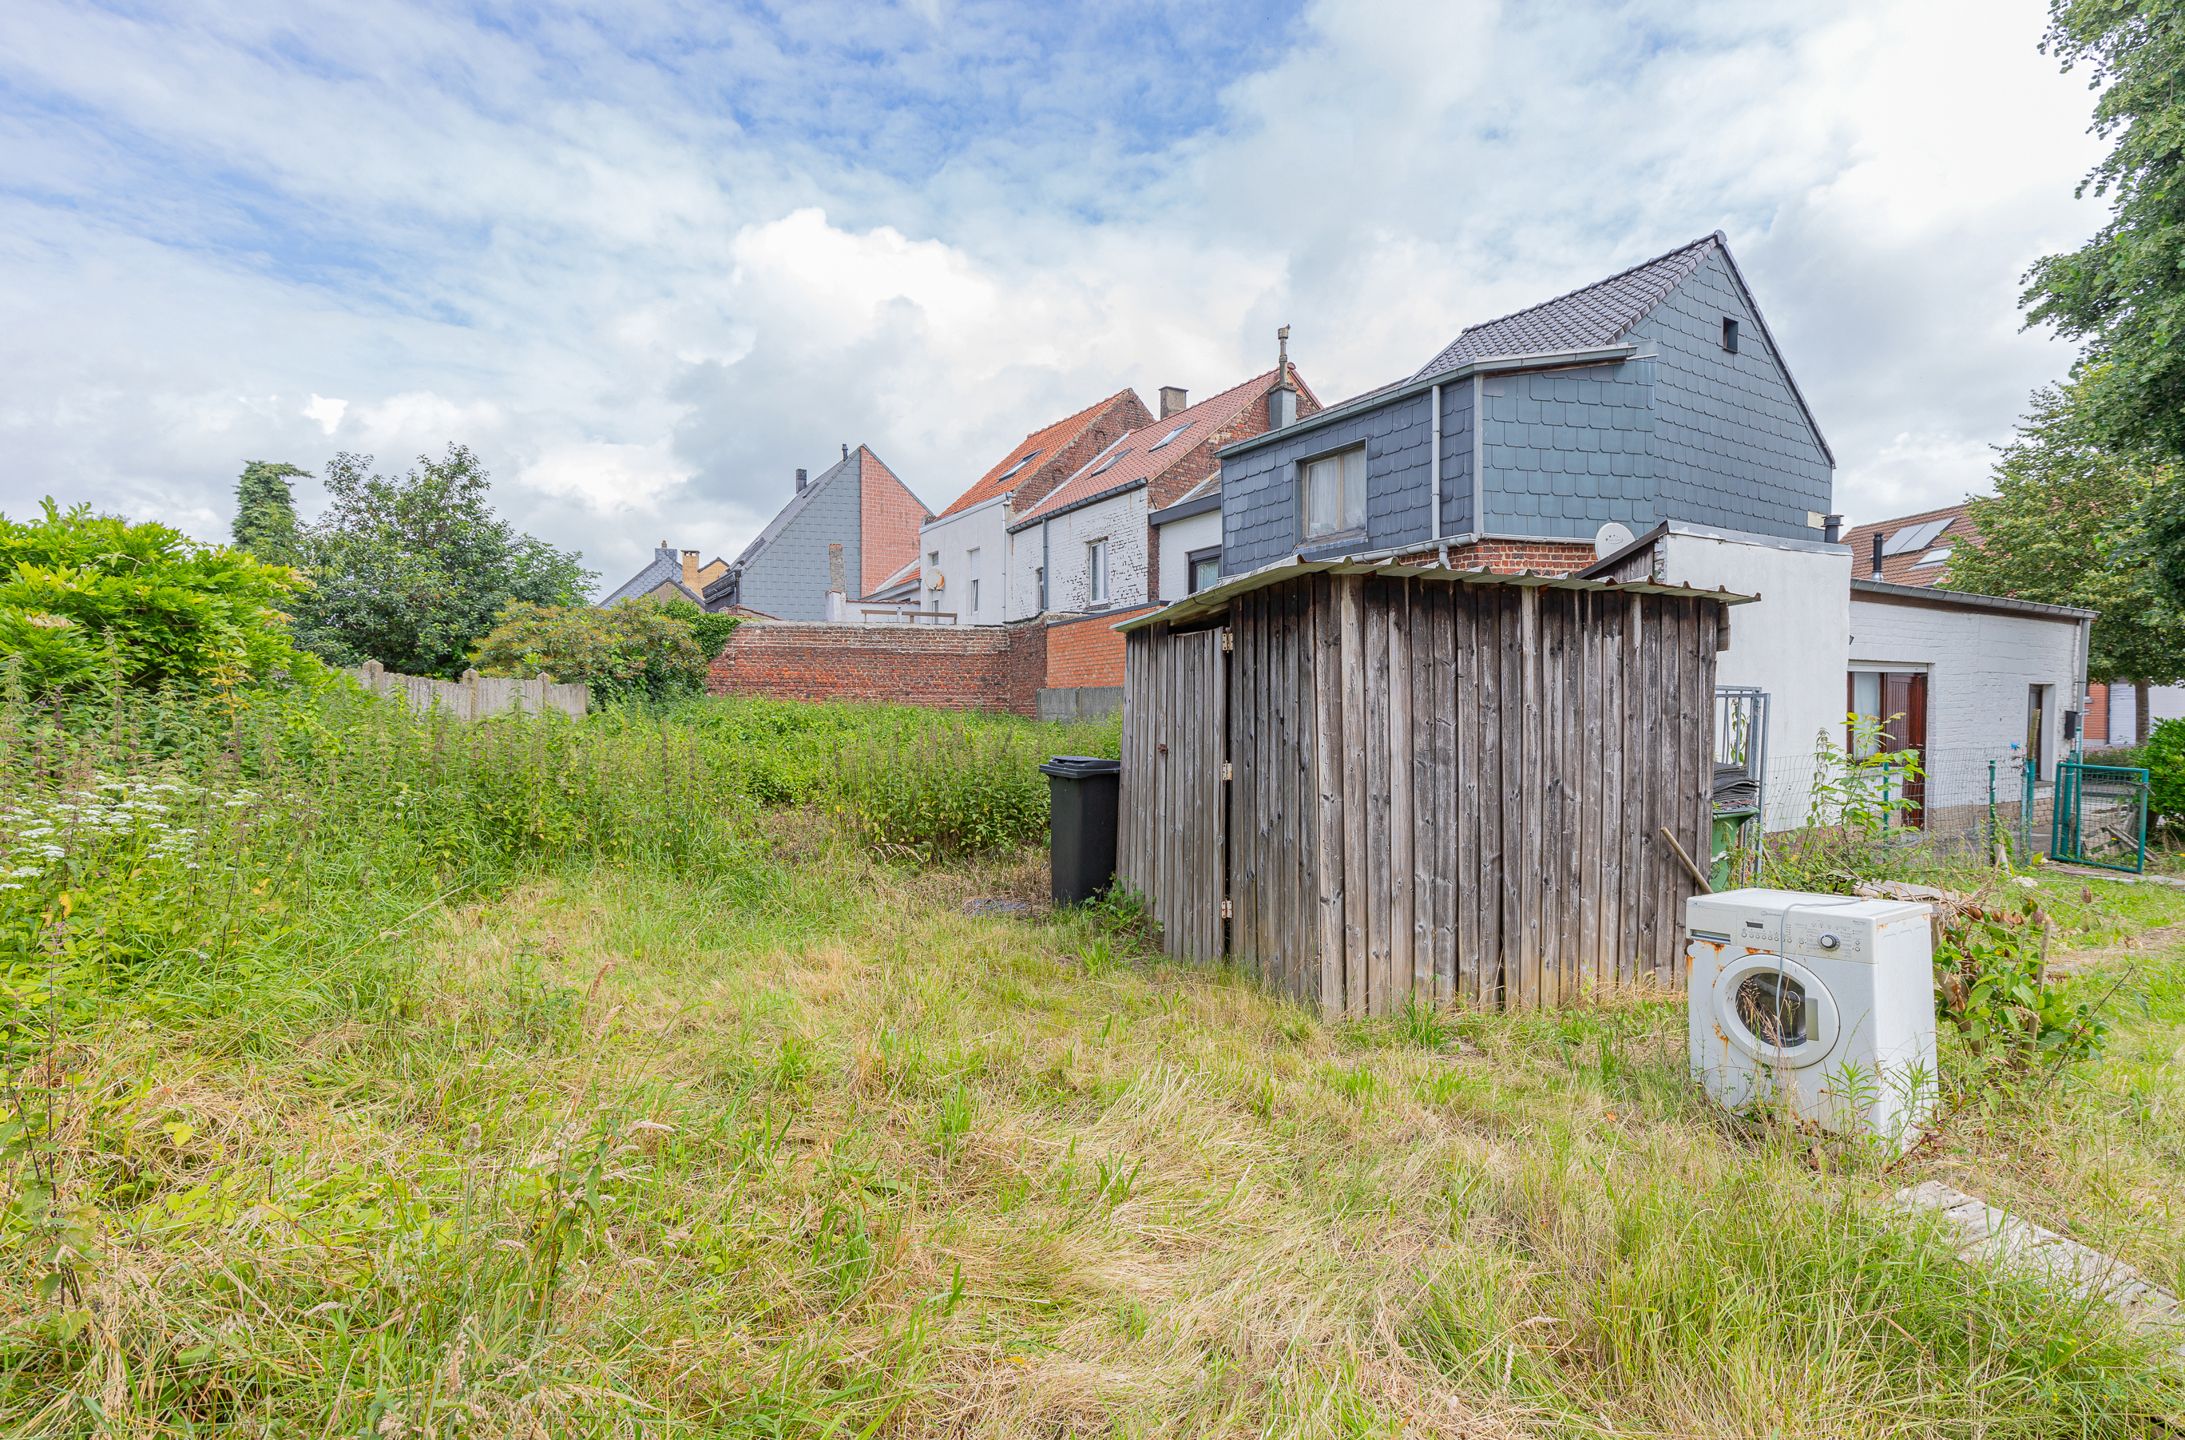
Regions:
[[0, 0, 2115, 588]]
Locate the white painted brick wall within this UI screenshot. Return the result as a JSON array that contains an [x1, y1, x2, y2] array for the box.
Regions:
[[1849, 592, 2086, 810], [1009, 488, 1150, 615], [919, 498, 1011, 626], [1155, 508, 1221, 601]]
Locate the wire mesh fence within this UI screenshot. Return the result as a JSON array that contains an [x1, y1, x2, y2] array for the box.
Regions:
[[1727, 744, 2049, 877]]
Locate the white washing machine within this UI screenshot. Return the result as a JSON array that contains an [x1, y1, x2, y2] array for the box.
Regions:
[[1687, 888, 1937, 1148]]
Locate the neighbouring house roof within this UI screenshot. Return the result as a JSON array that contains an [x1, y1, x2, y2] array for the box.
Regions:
[[1007, 367, 1320, 532], [936, 388, 1148, 518], [854, 447, 931, 593], [599, 543, 723, 607], [1151, 470, 1222, 525], [1840, 503, 1977, 587], [1409, 229, 1833, 465], [1850, 577, 2094, 622], [1118, 555, 1755, 633]]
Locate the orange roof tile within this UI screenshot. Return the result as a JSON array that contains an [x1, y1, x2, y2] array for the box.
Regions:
[[1841, 502, 1978, 587], [935, 388, 1145, 518]]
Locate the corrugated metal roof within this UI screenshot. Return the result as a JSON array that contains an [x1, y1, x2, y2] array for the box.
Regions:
[[1115, 556, 1755, 633]]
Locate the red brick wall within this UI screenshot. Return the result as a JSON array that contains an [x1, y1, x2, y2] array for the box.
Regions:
[[857, 450, 930, 595], [1399, 538, 1598, 576], [1044, 605, 1158, 689], [708, 621, 1048, 715]]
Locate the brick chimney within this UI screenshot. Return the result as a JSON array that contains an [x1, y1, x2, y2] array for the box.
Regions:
[[826, 542, 847, 621], [1159, 386, 1188, 419], [680, 550, 701, 590]]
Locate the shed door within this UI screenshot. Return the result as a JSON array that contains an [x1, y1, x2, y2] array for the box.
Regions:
[[1118, 625, 1229, 961]]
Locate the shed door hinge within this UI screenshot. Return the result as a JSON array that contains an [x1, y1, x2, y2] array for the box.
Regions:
[[1221, 761, 1233, 782], [1220, 898, 1233, 920], [1220, 627, 1233, 653]]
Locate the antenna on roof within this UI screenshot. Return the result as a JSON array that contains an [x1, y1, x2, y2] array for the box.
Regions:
[[842, 442, 849, 461]]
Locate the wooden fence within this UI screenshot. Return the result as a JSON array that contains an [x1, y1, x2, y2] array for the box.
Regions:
[[348, 661, 589, 720], [1118, 566, 1730, 1014]]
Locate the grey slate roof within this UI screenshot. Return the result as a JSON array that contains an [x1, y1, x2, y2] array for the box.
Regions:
[[600, 547, 702, 607], [1414, 233, 1719, 378]]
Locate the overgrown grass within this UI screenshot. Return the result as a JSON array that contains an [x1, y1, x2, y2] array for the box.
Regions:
[[5, 687, 2184, 1436]]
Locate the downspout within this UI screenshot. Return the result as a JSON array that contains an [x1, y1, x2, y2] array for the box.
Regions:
[[1470, 373, 1486, 550], [1041, 518, 1051, 613], [1429, 381, 1445, 566]]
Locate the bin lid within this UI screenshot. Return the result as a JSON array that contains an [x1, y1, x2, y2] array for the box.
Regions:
[[1040, 755, 1121, 779]]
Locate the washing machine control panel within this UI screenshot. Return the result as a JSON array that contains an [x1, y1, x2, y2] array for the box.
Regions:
[[1785, 915, 1868, 962]]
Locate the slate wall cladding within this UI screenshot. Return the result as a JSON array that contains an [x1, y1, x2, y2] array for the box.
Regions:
[[1476, 359, 1658, 540], [1221, 390, 1439, 575], [741, 466, 862, 621], [1623, 247, 1830, 540]]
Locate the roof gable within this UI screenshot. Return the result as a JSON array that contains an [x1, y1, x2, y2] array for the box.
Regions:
[[1415, 235, 1716, 378], [935, 388, 1147, 518], [1841, 502, 1978, 587]]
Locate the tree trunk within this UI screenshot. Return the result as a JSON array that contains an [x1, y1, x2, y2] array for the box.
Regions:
[[2137, 680, 2152, 746]]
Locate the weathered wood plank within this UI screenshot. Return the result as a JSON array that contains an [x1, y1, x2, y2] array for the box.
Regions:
[[1314, 576, 1345, 1019], [1390, 583, 1417, 1010]]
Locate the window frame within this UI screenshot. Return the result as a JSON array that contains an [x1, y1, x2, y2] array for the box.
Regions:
[[1298, 443, 1367, 543], [1185, 545, 1221, 595], [1087, 538, 1109, 606]]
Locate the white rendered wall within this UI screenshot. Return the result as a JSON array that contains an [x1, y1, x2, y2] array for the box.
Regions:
[[1848, 593, 2087, 814], [1654, 532, 1851, 829], [918, 497, 1010, 626], [1155, 508, 1221, 601]]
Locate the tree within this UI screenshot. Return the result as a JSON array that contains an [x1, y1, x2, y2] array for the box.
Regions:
[[2022, 3, 2185, 457], [1946, 378, 2185, 741], [1, 498, 313, 693], [470, 599, 725, 705], [290, 445, 593, 678], [232, 460, 308, 566]]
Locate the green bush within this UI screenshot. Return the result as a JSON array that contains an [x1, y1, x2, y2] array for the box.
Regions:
[[470, 599, 716, 705], [0, 499, 315, 694], [2144, 717, 2185, 829]]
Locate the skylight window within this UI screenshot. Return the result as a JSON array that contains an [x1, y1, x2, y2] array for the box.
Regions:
[[1089, 447, 1130, 478], [1147, 422, 1191, 451], [996, 448, 1042, 482], [1915, 547, 1953, 567], [1881, 516, 1953, 557]]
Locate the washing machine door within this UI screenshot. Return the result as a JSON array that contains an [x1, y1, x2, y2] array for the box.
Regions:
[[1715, 951, 1839, 1069]]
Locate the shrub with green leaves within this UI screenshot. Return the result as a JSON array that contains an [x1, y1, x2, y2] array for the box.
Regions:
[[2144, 717, 2185, 830], [0, 499, 314, 694], [470, 599, 717, 705]]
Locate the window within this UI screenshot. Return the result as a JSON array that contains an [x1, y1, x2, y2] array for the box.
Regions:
[[965, 548, 980, 616], [1148, 421, 1191, 452], [1300, 446, 1366, 540], [1187, 546, 1220, 594], [1721, 316, 1740, 353], [996, 449, 1041, 483], [969, 576, 980, 613], [1035, 565, 1045, 609], [1087, 539, 1109, 605], [1848, 668, 1929, 827]]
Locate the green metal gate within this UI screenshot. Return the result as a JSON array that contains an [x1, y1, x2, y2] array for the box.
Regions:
[[2050, 759, 2150, 873]]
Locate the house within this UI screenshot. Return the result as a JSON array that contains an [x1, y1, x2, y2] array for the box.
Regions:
[[919, 389, 1152, 625], [1218, 231, 1835, 579], [701, 444, 930, 622], [1151, 473, 1223, 602], [1846, 501, 2179, 748], [1005, 358, 1320, 618], [600, 544, 729, 606]]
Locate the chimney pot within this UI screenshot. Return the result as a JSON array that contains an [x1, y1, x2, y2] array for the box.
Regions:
[[795, 467, 807, 492], [1824, 513, 1843, 544], [1870, 532, 1884, 581], [842, 442, 850, 461], [1159, 386, 1188, 419]]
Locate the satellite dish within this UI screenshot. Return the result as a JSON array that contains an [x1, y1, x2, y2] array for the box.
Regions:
[[1593, 521, 1636, 560]]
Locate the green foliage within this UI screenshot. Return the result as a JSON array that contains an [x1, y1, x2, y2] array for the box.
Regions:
[[1932, 892, 2105, 1073], [658, 595, 740, 661], [1765, 717, 1926, 890], [2142, 717, 2185, 827], [231, 460, 308, 567], [2022, 1, 2185, 469], [470, 599, 717, 705], [0, 499, 313, 694], [1947, 377, 2185, 685], [290, 445, 593, 677]]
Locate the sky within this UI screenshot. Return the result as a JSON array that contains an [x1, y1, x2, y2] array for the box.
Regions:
[[0, 0, 2115, 593]]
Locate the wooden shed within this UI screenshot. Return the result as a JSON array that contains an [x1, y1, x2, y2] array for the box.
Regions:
[[1116, 560, 1748, 1015]]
